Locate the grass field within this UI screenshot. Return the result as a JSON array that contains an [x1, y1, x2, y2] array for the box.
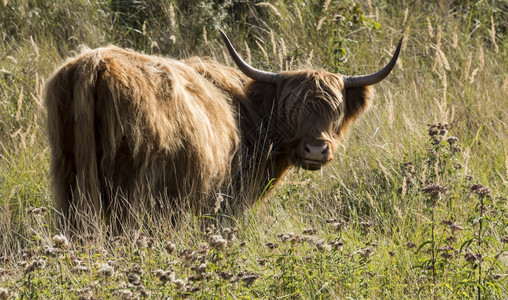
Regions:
[[0, 0, 507, 299]]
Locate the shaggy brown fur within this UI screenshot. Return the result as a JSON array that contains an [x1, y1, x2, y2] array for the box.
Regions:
[[45, 45, 373, 233]]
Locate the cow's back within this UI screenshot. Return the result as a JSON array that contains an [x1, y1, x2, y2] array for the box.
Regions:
[[45, 46, 240, 232]]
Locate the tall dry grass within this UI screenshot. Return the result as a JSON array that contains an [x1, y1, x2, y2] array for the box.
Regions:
[[0, 0, 506, 298]]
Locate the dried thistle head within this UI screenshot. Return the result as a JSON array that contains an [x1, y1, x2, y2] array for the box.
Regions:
[[330, 240, 345, 251], [204, 225, 216, 236], [197, 243, 209, 255], [278, 232, 301, 243], [315, 239, 330, 251], [27, 207, 47, 216], [97, 262, 115, 278], [76, 287, 94, 300], [52, 234, 70, 249], [24, 258, 46, 273], [135, 232, 153, 249], [222, 227, 238, 241], [112, 289, 134, 299], [446, 235, 458, 243], [427, 123, 449, 144], [446, 136, 459, 144], [165, 241, 176, 254], [178, 248, 196, 262], [302, 228, 317, 235], [422, 183, 447, 199], [358, 247, 374, 258], [359, 221, 373, 230], [173, 278, 186, 289], [209, 235, 228, 250], [265, 242, 279, 250], [441, 219, 453, 226], [471, 183, 491, 198], [464, 251, 483, 263], [405, 241, 416, 249], [219, 271, 234, 280], [449, 223, 463, 232], [159, 271, 175, 282], [239, 272, 260, 286]]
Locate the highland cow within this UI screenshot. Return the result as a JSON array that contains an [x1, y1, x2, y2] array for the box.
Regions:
[[45, 31, 401, 233]]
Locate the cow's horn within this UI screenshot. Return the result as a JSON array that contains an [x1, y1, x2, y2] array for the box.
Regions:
[[219, 30, 279, 84], [343, 37, 403, 88]]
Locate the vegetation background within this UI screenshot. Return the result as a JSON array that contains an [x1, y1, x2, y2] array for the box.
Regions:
[[0, 0, 507, 298]]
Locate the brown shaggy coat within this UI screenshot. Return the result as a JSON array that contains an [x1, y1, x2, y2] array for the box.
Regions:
[[45, 45, 372, 232]]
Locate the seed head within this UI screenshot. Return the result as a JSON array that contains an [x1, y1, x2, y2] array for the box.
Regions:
[[43, 246, 59, 257], [449, 223, 463, 232], [422, 183, 446, 197], [330, 240, 345, 251], [52, 234, 70, 249], [315, 239, 330, 251], [438, 245, 455, 252], [209, 235, 228, 250], [427, 123, 449, 144], [112, 289, 134, 299], [25, 259, 46, 273], [278, 232, 301, 243], [240, 272, 260, 286], [178, 248, 196, 262], [27, 207, 47, 215], [159, 271, 175, 282], [127, 272, 141, 285], [464, 251, 483, 263], [0, 288, 10, 300], [204, 225, 216, 236], [197, 243, 209, 255], [360, 221, 373, 230], [265, 242, 279, 250], [164, 241, 176, 254], [97, 263, 114, 278], [191, 263, 207, 274], [446, 136, 459, 144], [329, 219, 348, 231], [74, 265, 90, 273], [76, 287, 94, 300], [173, 278, 186, 289], [302, 228, 317, 235], [222, 227, 238, 241], [471, 184, 491, 197], [136, 233, 151, 249], [441, 219, 453, 226], [219, 271, 234, 280], [358, 247, 374, 258], [405, 241, 416, 249], [138, 286, 151, 298], [446, 235, 458, 243], [257, 258, 267, 266]]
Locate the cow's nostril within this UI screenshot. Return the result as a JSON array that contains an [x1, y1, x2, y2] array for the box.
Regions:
[[304, 145, 310, 153]]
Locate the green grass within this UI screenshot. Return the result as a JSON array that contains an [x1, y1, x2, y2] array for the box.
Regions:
[[0, 0, 507, 299]]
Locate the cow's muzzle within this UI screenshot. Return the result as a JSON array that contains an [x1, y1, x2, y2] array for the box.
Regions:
[[298, 142, 333, 170]]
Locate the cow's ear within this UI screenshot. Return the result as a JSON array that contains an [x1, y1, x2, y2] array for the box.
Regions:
[[344, 86, 372, 123]]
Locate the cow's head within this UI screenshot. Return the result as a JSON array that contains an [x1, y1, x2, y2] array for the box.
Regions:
[[220, 30, 401, 170]]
